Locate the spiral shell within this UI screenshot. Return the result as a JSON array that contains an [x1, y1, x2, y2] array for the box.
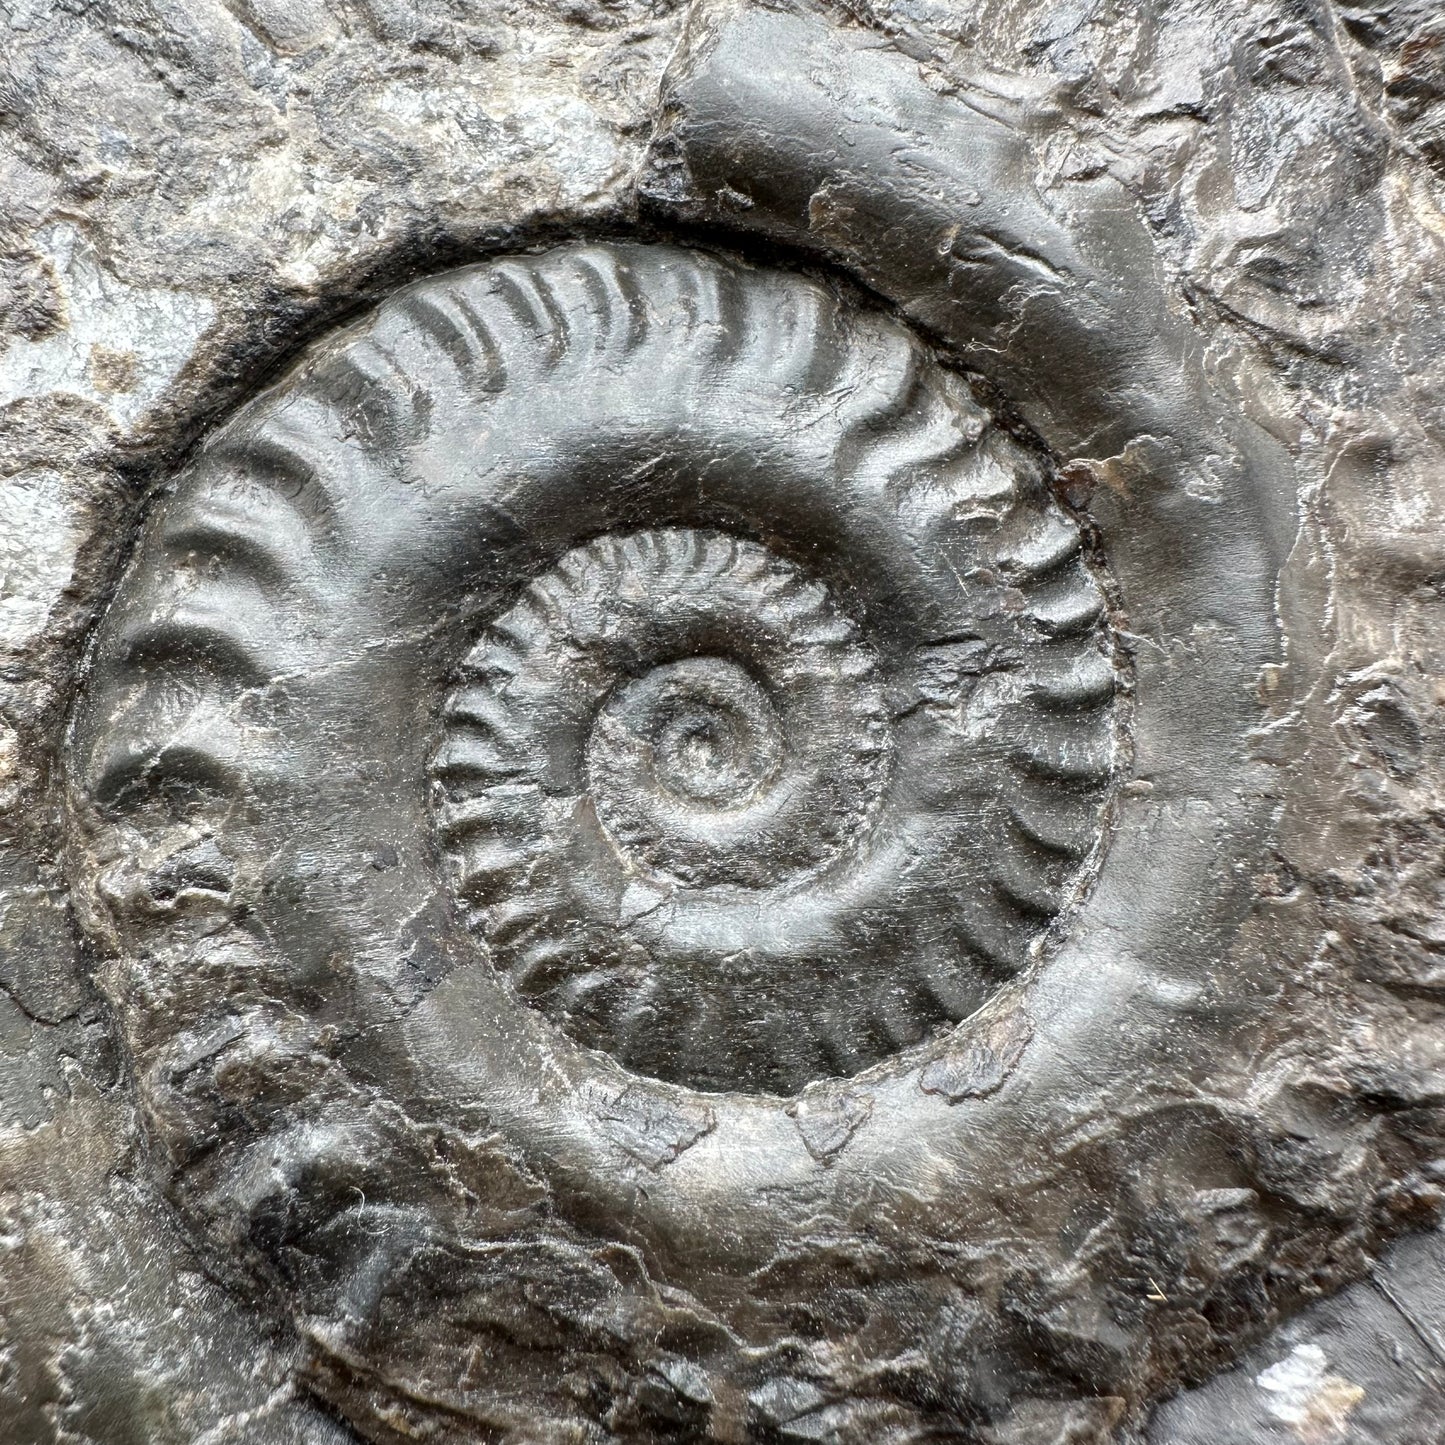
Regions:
[[70, 241, 1120, 1091], [436, 493, 1116, 1092], [66, 240, 1126, 1433]]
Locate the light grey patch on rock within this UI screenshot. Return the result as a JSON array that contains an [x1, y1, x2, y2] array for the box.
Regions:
[[0, 227, 215, 434], [1255, 1344, 1365, 1436], [920, 999, 1034, 1103], [0, 470, 86, 656]]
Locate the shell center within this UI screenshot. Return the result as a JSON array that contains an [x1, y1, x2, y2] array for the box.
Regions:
[[593, 657, 783, 813]]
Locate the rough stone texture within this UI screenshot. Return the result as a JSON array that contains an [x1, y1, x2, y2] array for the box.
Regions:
[[2, 0, 1444, 1440], [1, 5, 682, 1440]]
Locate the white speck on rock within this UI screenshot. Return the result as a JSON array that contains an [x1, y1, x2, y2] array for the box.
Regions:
[[0, 469, 85, 654], [0, 225, 216, 433], [1256, 1342, 1366, 1441]]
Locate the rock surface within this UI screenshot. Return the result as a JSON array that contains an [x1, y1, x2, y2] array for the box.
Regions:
[[2, 0, 1443, 1440]]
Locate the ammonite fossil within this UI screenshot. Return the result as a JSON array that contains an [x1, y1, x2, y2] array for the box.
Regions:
[[434, 469, 1118, 1095], [67, 239, 1125, 1434], [53, 5, 1445, 1439]]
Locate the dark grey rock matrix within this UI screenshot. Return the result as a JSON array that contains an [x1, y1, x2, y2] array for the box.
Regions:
[[3, 0, 1445, 1441]]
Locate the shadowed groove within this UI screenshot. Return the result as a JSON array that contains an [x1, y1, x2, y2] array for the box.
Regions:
[[910, 952, 991, 1019], [553, 968, 628, 1029], [161, 502, 301, 592], [435, 788, 545, 844], [116, 613, 274, 688], [698, 262, 750, 373], [871, 973, 941, 1051], [825, 1004, 901, 1076], [993, 850, 1067, 920], [998, 509, 1083, 578], [837, 331, 923, 449], [205, 421, 345, 537], [610, 976, 680, 1060], [444, 689, 517, 739], [454, 837, 534, 891], [565, 249, 650, 362], [484, 263, 572, 370], [481, 595, 553, 655], [512, 937, 584, 999], [817, 1013, 870, 1078], [89, 736, 250, 813], [1028, 565, 1107, 637], [525, 579, 577, 635], [953, 892, 1032, 975], [1027, 644, 1118, 711], [650, 250, 725, 351], [487, 889, 563, 947], [1009, 718, 1117, 784], [1008, 778, 1098, 858], [397, 289, 500, 393], [867, 382, 985, 497], [442, 283, 511, 392], [307, 337, 425, 451], [746, 278, 842, 400], [433, 730, 531, 785]]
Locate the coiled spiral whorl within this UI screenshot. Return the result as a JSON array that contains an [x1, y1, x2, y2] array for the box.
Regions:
[[65, 239, 1130, 1435], [70, 240, 1121, 1102], [394, 247, 1125, 1095], [435, 528, 894, 1092]]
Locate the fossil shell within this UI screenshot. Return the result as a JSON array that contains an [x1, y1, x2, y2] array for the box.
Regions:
[[421, 335, 1120, 1095], [66, 241, 1129, 1438]]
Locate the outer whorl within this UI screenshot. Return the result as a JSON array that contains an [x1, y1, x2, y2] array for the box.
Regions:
[[67, 241, 1127, 1440]]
